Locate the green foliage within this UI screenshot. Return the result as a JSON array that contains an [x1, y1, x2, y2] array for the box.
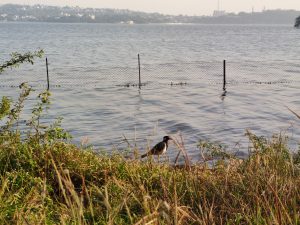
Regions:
[[0, 83, 33, 134], [198, 140, 231, 160], [0, 50, 44, 74], [44, 117, 72, 144], [0, 96, 11, 120]]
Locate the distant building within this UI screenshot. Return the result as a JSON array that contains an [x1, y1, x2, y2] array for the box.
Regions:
[[213, 10, 226, 17]]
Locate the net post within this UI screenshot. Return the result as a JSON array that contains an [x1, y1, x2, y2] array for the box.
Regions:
[[223, 59, 226, 91], [46, 57, 50, 91], [138, 54, 141, 89]]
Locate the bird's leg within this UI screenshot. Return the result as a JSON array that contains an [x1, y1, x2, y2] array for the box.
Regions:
[[149, 156, 153, 168], [149, 155, 154, 164], [163, 154, 168, 163]]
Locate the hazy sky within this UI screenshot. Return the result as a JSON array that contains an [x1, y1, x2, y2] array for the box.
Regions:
[[1, 0, 300, 16]]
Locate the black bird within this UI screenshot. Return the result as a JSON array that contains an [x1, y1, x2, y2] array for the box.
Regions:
[[141, 136, 173, 158]]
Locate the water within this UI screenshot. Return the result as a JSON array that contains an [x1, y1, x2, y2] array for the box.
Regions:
[[0, 22, 299, 162]]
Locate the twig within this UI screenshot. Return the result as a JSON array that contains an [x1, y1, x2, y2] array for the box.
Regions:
[[287, 107, 300, 119]]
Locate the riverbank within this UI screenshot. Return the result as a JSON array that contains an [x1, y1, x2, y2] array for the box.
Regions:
[[1, 124, 299, 224]]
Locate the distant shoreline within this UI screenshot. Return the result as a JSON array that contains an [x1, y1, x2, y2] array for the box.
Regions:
[[0, 21, 295, 26], [0, 4, 299, 25]]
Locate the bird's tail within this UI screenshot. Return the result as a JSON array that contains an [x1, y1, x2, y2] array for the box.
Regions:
[[141, 153, 148, 158]]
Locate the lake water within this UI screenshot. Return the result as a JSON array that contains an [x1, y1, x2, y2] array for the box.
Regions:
[[0, 22, 299, 162]]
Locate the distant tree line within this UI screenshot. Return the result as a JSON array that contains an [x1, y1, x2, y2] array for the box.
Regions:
[[295, 16, 300, 27]]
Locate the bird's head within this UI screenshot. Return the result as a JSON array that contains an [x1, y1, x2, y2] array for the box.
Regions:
[[163, 136, 173, 142]]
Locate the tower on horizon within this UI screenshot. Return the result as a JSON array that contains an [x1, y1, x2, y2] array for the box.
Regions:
[[213, 0, 226, 17]]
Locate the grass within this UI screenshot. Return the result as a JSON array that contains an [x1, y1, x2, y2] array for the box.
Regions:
[[1, 52, 300, 224]]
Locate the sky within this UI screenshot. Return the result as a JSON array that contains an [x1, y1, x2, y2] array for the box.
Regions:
[[1, 0, 300, 16]]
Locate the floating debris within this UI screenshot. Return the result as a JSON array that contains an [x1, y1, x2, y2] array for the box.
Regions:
[[117, 83, 147, 87], [169, 82, 188, 86]]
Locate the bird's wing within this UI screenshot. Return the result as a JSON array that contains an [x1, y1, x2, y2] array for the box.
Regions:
[[150, 142, 166, 155]]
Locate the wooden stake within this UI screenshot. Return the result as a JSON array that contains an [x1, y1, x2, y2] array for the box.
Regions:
[[223, 60, 226, 91], [46, 57, 49, 91], [138, 54, 141, 89]]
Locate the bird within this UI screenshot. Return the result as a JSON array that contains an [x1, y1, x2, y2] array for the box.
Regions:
[[141, 136, 173, 158]]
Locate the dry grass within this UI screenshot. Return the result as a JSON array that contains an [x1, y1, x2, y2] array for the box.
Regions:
[[0, 125, 300, 224]]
